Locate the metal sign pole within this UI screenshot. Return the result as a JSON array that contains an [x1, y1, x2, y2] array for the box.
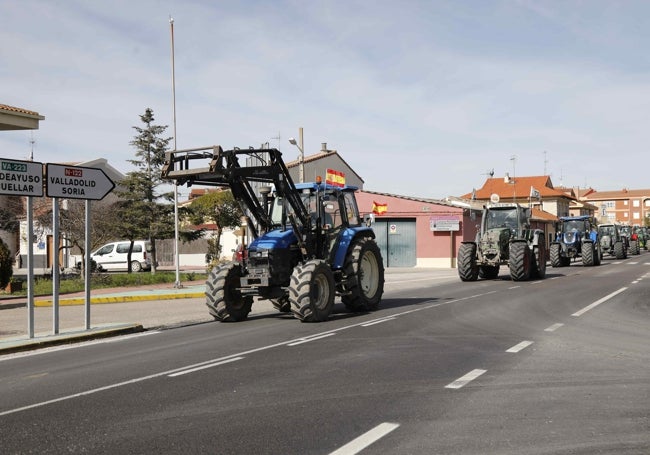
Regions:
[[85, 199, 91, 329], [27, 196, 35, 338], [52, 197, 60, 334]]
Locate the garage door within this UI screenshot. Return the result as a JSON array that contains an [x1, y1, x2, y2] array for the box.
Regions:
[[372, 219, 416, 267]]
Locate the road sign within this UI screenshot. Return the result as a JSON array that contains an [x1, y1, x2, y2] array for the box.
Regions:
[[46, 164, 115, 200], [0, 158, 44, 196], [430, 216, 461, 232]]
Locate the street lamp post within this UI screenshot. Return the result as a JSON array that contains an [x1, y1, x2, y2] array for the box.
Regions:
[[170, 16, 182, 288], [288, 127, 304, 183]]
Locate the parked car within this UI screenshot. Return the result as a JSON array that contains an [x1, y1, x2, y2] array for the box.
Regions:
[[76, 240, 153, 272]]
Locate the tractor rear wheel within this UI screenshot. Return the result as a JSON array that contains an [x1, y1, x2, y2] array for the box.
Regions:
[[614, 241, 625, 259], [630, 240, 640, 255], [206, 262, 253, 322], [458, 243, 479, 281], [550, 242, 563, 267], [509, 241, 531, 281], [289, 260, 335, 322], [342, 238, 385, 312]]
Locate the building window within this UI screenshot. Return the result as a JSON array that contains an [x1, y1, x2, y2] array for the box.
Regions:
[[633, 212, 640, 219], [633, 200, 640, 207], [624, 200, 628, 206]]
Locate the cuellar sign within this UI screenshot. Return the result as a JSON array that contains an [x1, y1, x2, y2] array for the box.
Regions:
[[0, 159, 44, 197], [46, 163, 115, 200]]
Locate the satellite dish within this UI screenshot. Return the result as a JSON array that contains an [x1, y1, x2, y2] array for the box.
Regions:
[[490, 193, 500, 203]]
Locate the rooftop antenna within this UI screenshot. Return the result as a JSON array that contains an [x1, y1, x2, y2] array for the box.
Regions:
[[510, 155, 517, 200], [543, 150, 548, 175], [29, 132, 35, 161], [483, 168, 494, 178], [271, 132, 280, 151]]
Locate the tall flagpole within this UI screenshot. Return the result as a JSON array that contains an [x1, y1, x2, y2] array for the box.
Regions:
[[170, 16, 182, 288]]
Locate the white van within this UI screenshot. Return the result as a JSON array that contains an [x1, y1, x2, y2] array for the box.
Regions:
[[89, 240, 152, 272]]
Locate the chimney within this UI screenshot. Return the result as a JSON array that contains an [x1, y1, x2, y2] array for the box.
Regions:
[[504, 173, 510, 183], [321, 143, 327, 153]]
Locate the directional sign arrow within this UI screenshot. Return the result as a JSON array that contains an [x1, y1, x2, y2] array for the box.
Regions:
[[46, 164, 115, 200]]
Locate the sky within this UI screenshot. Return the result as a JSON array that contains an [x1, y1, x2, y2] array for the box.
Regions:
[[2, 0, 650, 201]]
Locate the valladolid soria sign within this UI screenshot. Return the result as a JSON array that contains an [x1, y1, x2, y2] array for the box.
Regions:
[[46, 163, 115, 200]]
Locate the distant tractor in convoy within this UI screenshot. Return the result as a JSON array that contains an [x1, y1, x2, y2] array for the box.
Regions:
[[458, 200, 546, 281], [619, 225, 640, 255], [598, 223, 628, 259], [549, 216, 601, 267], [161, 145, 384, 323]]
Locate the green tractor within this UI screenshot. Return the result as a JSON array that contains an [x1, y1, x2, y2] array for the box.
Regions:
[[458, 202, 546, 281]]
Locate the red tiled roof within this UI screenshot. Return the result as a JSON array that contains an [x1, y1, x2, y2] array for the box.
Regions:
[[582, 188, 650, 200], [461, 175, 572, 200], [0, 103, 40, 116]]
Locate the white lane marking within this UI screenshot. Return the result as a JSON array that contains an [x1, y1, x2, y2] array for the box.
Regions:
[[287, 333, 336, 346], [168, 357, 243, 377], [445, 369, 487, 389], [572, 287, 627, 317], [632, 280, 639, 284], [508, 286, 521, 289], [0, 331, 161, 362], [361, 317, 396, 327], [627, 262, 639, 265], [544, 323, 564, 332], [506, 340, 533, 353], [550, 276, 561, 280], [329, 422, 400, 455], [530, 281, 543, 285]]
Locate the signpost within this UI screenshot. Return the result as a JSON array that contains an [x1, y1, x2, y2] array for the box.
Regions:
[[430, 215, 462, 268], [46, 164, 115, 200], [1, 159, 116, 338], [46, 163, 116, 331], [0, 158, 43, 197]]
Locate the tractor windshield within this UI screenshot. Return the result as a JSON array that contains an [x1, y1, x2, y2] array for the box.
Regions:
[[486, 208, 518, 231], [562, 220, 584, 233]]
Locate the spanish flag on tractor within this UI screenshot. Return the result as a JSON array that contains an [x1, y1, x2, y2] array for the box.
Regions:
[[372, 201, 388, 215], [325, 168, 345, 187]]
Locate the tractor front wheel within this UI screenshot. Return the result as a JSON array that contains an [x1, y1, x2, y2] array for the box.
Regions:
[[458, 243, 479, 281], [582, 241, 595, 266], [289, 260, 335, 322], [342, 238, 385, 312], [509, 241, 531, 281], [206, 262, 253, 322]]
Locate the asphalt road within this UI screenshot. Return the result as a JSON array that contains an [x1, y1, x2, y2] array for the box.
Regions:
[[0, 256, 648, 454]]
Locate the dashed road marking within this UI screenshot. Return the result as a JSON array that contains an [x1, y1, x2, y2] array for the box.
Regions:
[[544, 323, 564, 332], [329, 422, 400, 455], [506, 340, 533, 353], [168, 356, 243, 377], [445, 369, 487, 389], [572, 287, 627, 317]]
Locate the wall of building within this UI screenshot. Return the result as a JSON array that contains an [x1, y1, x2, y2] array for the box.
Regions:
[[355, 191, 467, 268]]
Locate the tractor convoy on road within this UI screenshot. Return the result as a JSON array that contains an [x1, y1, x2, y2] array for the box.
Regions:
[[161, 144, 647, 315]]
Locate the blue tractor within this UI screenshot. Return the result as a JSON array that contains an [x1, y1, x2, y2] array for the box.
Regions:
[[162, 146, 384, 322], [550, 215, 601, 267]]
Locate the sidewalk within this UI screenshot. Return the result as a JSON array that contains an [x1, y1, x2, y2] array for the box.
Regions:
[[0, 280, 211, 355]]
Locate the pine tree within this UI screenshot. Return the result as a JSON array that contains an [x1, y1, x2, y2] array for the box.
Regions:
[[115, 108, 173, 273]]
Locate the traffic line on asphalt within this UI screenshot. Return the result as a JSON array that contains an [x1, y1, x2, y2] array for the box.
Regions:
[[572, 287, 627, 317], [508, 286, 521, 289], [361, 317, 397, 327], [287, 333, 337, 346], [506, 340, 533, 353], [168, 356, 244, 377], [445, 369, 487, 389], [329, 422, 400, 455], [544, 323, 564, 332]]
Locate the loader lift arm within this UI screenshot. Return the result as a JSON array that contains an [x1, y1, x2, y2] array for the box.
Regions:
[[161, 146, 311, 240]]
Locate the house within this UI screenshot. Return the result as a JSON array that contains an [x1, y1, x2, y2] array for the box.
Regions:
[[284, 143, 364, 188], [579, 188, 650, 225]]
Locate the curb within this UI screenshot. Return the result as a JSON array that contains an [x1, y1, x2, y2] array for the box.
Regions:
[[33, 291, 206, 307], [0, 324, 145, 355]]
